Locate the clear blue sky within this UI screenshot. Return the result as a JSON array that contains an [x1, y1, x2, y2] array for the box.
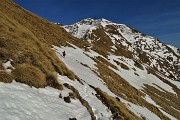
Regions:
[[14, 0, 180, 48]]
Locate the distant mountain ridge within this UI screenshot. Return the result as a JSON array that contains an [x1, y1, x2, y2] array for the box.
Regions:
[[64, 18, 180, 81]]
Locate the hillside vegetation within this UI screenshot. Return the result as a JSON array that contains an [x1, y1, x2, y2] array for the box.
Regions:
[[0, 0, 80, 88], [0, 0, 180, 120]]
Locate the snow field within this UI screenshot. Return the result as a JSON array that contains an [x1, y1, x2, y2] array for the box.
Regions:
[[0, 81, 91, 120], [53, 45, 178, 120]]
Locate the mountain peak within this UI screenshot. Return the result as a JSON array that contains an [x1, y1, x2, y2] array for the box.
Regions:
[[63, 18, 117, 39], [64, 18, 180, 81], [80, 18, 111, 24]]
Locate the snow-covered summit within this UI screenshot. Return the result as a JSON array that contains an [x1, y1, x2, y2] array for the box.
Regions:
[[63, 18, 180, 81], [63, 18, 116, 39]]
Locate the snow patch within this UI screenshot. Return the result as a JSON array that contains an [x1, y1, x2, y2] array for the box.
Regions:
[[0, 81, 91, 120]]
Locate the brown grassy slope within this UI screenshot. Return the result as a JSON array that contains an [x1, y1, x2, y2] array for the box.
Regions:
[[0, 0, 88, 48], [0, 0, 79, 88], [92, 87, 142, 120], [0, 70, 14, 83], [89, 26, 133, 59], [143, 84, 180, 119], [90, 28, 113, 58], [92, 58, 170, 120]]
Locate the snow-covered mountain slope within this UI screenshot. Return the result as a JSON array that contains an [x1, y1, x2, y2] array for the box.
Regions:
[[0, 81, 91, 120], [53, 44, 179, 120], [61, 18, 180, 119], [64, 18, 180, 81], [1, 0, 180, 119]]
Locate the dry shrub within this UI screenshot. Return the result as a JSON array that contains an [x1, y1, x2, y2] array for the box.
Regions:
[[69, 92, 76, 99], [120, 63, 129, 70], [0, 60, 4, 70], [0, 48, 10, 60], [139, 52, 150, 64], [114, 44, 133, 59], [64, 96, 71, 103], [113, 59, 120, 65], [0, 70, 14, 83], [96, 56, 118, 70], [93, 87, 141, 120], [13, 63, 47, 88], [51, 60, 76, 80], [46, 72, 63, 90], [80, 62, 89, 68], [134, 60, 144, 70]]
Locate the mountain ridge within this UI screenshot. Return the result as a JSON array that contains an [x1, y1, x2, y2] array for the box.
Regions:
[[64, 18, 180, 81], [60, 18, 180, 119], [0, 0, 180, 119]]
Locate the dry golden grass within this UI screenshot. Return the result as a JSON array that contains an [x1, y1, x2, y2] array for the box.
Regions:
[[120, 63, 129, 70], [93, 60, 170, 120], [46, 72, 63, 90], [95, 56, 118, 70], [145, 68, 180, 119], [0, 70, 14, 83], [147, 68, 180, 95], [106, 25, 121, 35], [134, 60, 144, 70], [89, 24, 134, 59], [1, 1, 179, 119], [90, 28, 113, 58], [0, 60, 4, 70], [0, 0, 77, 88], [94, 60, 144, 101], [113, 59, 129, 70], [114, 44, 133, 59], [138, 52, 150, 64], [13, 63, 47, 88], [0, 47, 11, 60], [0, 0, 88, 48], [93, 87, 141, 120], [143, 84, 180, 119]]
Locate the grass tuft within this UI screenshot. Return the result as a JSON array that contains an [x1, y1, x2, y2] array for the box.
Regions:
[[46, 72, 63, 90], [13, 63, 47, 88], [0, 70, 14, 83], [0, 60, 4, 70]]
